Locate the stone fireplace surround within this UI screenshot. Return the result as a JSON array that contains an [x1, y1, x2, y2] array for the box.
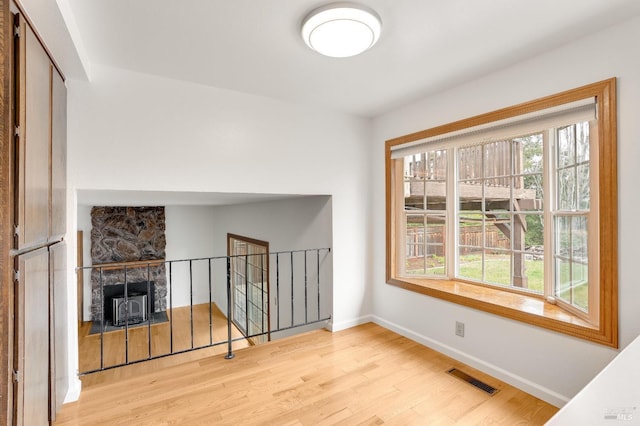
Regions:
[[90, 206, 167, 321]]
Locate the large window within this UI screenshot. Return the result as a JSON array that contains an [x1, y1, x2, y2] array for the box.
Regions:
[[386, 79, 617, 346]]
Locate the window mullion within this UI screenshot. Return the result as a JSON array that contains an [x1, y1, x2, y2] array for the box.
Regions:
[[543, 129, 555, 302], [447, 147, 457, 279]]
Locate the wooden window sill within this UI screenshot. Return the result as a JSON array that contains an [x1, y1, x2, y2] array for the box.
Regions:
[[387, 277, 615, 345]]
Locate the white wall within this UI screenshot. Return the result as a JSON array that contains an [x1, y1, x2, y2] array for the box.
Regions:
[[210, 196, 333, 332], [66, 65, 372, 397], [164, 205, 217, 308], [211, 195, 332, 253], [371, 16, 640, 406]]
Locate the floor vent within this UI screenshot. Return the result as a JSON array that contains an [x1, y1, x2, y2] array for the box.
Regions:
[[447, 368, 499, 395]]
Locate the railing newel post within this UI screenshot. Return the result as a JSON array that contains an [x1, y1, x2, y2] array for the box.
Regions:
[[225, 255, 235, 359]]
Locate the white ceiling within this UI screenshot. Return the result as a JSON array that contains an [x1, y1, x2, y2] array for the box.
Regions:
[[22, 0, 640, 206], [56, 0, 640, 117]]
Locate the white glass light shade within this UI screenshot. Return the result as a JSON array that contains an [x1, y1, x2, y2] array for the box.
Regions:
[[301, 3, 382, 58]]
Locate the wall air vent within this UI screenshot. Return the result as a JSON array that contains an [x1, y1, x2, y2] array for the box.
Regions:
[[447, 368, 499, 395]]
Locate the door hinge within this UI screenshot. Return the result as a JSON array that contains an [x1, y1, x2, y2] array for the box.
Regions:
[[14, 24, 20, 38], [14, 270, 20, 282], [12, 370, 19, 383], [14, 224, 20, 237], [14, 125, 19, 138]]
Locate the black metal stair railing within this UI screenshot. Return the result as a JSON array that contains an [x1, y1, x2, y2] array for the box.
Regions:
[[77, 248, 331, 375]]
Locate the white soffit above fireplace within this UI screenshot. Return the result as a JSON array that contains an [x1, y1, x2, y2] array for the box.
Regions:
[[76, 189, 317, 207]]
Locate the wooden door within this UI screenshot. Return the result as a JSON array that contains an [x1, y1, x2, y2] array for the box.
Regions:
[[228, 234, 270, 345], [15, 247, 50, 426], [15, 14, 51, 249], [11, 12, 68, 425]]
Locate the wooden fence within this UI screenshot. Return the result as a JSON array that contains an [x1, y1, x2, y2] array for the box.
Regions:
[[406, 225, 510, 258]]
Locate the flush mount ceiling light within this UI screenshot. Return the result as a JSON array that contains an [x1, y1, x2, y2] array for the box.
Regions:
[[301, 3, 382, 58]]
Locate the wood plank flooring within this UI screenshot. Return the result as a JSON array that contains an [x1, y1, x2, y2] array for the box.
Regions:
[[59, 322, 558, 425], [77, 303, 249, 386]]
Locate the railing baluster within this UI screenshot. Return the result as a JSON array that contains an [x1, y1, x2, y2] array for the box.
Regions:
[[261, 253, 265, 341], [276, 253, 280, 330], [245, 253, 249, 336], [169, 261, 174, 354], [304, 250, 308, 324], [147, 263, 152, 359], [189, 260, 194, 349], [291, 251, 294, 328], [208, 258, 213, 346], [99, 267, 104, 371], [124, 266, 129, 365], [317, 249, 321, 321]]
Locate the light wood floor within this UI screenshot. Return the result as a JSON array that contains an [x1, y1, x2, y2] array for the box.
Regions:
[[59, 322, 558, 425], [77, 303, 249, 386]]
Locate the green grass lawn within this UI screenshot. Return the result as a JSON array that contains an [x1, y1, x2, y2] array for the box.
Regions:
[[407, 256, 588, 309]]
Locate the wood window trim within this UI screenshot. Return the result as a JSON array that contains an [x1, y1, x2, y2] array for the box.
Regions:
[[385, 78, 618, 348]]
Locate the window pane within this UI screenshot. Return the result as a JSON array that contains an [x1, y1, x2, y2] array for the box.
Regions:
[[405, 181, 424, 210], [554, 215, 589, 312], [516, 173, 543, 212], [572, 260, 588, 311], [459, 213, 482, 247], [426, 150, 448, 181], [405, 214, 425, 274], [484, 180, 510, 213], [524, 213, 544, 249], [485, 214, 510, 249], [404, 151, 447, 211], [458, 247, 483, 282], [405, 214, 446, 277], [425, 180, 446, 210], [484, 141, 511, 179], [424, 215, 446, 276], [516, 134, 543, 174], [557, 125, 576, 168], [577, 163, 590, 211], [459, 145, 483, 180], [572, 216, 588, 261], [405, 154, 425, 178], [523, 253, 544, 294], [558, 168, 576, 211], [576, 121, 590, 163], [555, 257, 572, 304], [459, 180, 483, 211], [484, 249, 511, 286], [554, 216, 571, 257]]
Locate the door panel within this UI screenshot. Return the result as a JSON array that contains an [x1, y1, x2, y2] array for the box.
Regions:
[[50, 242, 67, 418], [50, 70, 66, 240], [16, 15, 51, 249], [17, 247, 50, 426]]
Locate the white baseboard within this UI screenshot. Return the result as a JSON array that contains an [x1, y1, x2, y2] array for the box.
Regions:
[[63, 375, 82, 403], [328, 314, 373, 332], [370, 315, 569, 408]]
